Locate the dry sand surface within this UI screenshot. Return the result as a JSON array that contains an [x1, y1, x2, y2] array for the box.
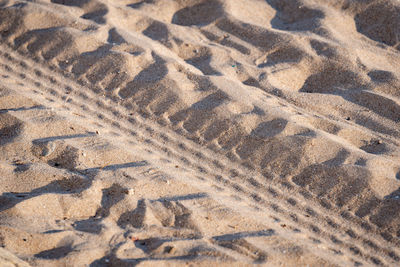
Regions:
[[0, 0, 400, 266]]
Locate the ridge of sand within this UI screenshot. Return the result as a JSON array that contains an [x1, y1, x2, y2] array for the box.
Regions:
[[0, 0, 400, 266], [0, 248, 31, 267]]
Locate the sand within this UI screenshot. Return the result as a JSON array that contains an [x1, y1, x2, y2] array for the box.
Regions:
[[0, 0, 399, 266]]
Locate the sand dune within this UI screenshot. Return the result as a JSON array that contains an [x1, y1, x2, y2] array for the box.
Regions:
[[0, 0, 400, 266]]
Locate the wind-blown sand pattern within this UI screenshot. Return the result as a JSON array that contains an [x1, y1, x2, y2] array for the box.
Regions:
[[0, 0, 400, 266]]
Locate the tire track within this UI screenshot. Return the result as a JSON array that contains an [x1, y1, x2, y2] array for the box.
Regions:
[[0, 45, 398, 266]]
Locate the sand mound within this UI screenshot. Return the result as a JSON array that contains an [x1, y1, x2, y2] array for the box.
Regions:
[[0, 0, 400, 266]]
